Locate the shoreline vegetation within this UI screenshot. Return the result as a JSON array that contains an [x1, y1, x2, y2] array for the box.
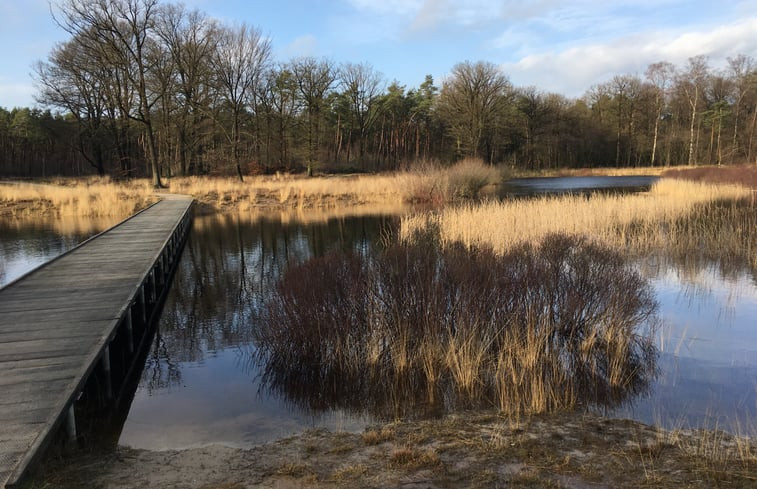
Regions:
[[1, 162, 756, 219]]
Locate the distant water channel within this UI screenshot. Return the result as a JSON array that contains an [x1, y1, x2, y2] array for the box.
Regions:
[[1, 176, 754, 450]]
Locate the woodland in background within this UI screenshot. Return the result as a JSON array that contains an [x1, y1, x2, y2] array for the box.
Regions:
[[1, 0, 757, 182]]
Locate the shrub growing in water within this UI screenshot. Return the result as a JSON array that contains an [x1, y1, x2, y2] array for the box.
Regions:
[[256, 233, 658, 419]]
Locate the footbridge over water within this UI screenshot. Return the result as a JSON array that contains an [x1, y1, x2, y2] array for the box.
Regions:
[[0, 196, 193, 488]]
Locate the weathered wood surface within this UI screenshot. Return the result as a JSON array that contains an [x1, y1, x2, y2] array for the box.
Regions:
[[0, 196, 192, 488]]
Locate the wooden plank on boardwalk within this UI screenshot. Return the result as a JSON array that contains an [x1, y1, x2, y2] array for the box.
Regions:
[[0, 196, 193, 489]]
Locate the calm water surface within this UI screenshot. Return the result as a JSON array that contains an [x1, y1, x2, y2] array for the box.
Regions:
[[119, 211, 756, 449], [500, 175, 659, 196], [1, 176, 753, 449]]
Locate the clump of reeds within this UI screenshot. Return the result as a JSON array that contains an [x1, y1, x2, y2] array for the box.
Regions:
[[0, 178, 156, 218], [400, 179, 752, 257], [255, 232, 658, 420], [404, 158, 503, 204]]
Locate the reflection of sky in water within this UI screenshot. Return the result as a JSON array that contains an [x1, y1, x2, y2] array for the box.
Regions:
[[120, 348, 370, 450], [616, 265, 757, 430], [0, 217, 120, 287], [502, 175, 658, 196]]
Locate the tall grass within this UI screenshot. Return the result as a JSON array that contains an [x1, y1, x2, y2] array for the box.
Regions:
[[0, 178, 156, 218], [405, 158, 502, 204], [166, 173, 424, 211], [401, 179, 752, 257], [255, 233, 658, 420], [168, 158, 502, 210]]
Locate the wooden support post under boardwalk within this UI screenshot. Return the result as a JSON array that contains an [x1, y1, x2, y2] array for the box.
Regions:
[[102, 345, 112, 401], [139, 286, 147, 324], [125, 308, 134, 354], [65, 406, 76, 444], [0, 196, 193, 489]]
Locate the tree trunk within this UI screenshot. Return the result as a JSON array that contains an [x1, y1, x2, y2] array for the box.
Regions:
[[651, 95, 661, 166], [688, 88, 698, 166]]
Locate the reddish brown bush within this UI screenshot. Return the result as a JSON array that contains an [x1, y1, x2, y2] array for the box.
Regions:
[[255, 233, 658, 419], [662, 165, 757, 189]]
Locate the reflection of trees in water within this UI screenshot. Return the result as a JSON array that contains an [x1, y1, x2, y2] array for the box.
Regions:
[[138, 213, 397, 391], [141, 331, 183, 394]]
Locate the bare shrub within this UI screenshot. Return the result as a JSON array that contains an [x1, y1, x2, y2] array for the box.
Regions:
[[662, 165, 757, 189], [255, 233, 658, 419]]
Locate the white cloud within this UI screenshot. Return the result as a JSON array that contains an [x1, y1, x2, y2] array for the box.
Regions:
[[501, 17, 757, 97]]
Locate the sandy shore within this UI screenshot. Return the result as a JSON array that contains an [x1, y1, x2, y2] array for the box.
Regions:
[[32, 411, 755, 489]]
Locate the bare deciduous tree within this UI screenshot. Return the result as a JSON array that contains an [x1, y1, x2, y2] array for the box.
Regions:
[[437, 61, 512, 160], [212, 23, 271, 181]]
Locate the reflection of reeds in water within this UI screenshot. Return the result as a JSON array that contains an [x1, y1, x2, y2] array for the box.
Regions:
[[0, 215, 123, 236], [255, 233, 658, 420]]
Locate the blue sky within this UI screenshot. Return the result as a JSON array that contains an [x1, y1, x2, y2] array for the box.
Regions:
[[1, 0, 756, 109]]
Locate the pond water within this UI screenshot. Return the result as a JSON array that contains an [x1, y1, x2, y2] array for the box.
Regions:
[[500, 175, 659, 196], [118, 211, 756, 450], [1, 175, 754, 450]]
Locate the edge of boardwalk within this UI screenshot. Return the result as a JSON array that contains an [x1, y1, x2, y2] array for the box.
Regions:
[[3, 196, 193, 488]]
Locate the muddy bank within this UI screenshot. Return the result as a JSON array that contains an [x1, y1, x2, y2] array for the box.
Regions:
[[31, 411, 755, 489]]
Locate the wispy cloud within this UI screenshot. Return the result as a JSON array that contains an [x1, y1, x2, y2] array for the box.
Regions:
[[501, 17, 757, 97]]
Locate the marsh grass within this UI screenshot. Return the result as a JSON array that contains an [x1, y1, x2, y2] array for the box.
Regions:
[[401, 179, 753, 260], [169, 159, 502, 211], [166, 173, 425, 211], [0, 178, 156, 218], [256, 233, 657, 420], [405, 158, 502, 204]]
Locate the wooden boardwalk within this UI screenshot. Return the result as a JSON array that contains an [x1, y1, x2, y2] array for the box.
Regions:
[[0, 196, 193, 488]]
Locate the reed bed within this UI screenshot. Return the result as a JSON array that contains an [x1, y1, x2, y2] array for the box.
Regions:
[[167, 159, 501, 211], [0, 178, 156, 218], [166, 173, 424, 210], [401, 179, 752, 257], [256, 234, 658, 420]]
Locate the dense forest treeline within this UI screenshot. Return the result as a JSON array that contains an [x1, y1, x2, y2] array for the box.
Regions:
[[1, 0, 756, 182]]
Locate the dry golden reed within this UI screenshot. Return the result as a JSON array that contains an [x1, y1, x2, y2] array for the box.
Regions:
[[0, 178, 156, 218], [165, 173, 426, 211], [166, 158, 500, 210], [401, 179, 752, 255]]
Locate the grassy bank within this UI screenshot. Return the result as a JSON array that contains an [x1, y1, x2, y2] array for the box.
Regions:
[[509, 165, 677, 178], [0, 159, 501, 217], [169, 158, 501, 211]]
